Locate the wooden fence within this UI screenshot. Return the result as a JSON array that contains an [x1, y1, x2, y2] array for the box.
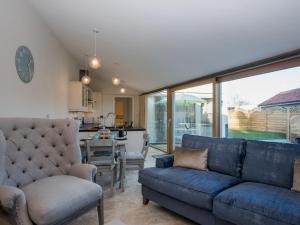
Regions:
[[228, 106, 300, 138]]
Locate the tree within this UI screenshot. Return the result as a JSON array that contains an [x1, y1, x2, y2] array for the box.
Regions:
[[228, 95, 250, 107]]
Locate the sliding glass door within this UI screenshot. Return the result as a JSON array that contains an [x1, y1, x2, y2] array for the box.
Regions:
[[146, 90, 168, 152], [172, 83, 213, 149]]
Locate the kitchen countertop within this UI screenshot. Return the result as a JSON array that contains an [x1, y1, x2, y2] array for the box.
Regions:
[[79, 123, 146, 132]]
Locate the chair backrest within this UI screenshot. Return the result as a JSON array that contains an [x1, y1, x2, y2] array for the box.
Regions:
[[141, 133, 150, 159], [0, 118, 81, 188], [87, 139, 116, 166], [0, 130, 6, 185]]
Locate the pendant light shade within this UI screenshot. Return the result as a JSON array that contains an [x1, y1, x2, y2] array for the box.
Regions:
[[81, 74, 91, 85], [81, 54, 91, 85], [112, 77, 121, 86], [89, 56, 101, 69], [89, 29, 101, 70], [120, 87, 126, 93]]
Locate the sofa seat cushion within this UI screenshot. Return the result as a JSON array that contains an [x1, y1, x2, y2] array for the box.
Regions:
[[22, 175, 102, 225], [139, 167, 240, 210], [214, 182, 300, 225]]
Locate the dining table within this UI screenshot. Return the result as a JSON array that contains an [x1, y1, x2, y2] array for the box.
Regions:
[[80, 133, 128, 192]]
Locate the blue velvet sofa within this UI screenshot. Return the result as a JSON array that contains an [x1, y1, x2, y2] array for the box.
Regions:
[[138, 134, 300, 225]]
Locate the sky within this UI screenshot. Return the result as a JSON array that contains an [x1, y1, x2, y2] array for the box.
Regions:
[[150, 65, 300, 112], [222, 66, 300, 109]]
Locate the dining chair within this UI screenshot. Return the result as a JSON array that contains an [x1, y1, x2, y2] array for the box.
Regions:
[[87, 139, 117, 195], [126, 133, 150, 170]]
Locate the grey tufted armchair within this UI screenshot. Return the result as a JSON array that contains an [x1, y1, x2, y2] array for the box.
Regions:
[[0, 118, 103, 225]]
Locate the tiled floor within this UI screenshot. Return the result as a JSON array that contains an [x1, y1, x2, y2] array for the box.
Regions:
[[70, 147, 196, 225]]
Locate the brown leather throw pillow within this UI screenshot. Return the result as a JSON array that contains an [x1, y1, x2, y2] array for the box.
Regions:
[[173, 147, 208, 171]]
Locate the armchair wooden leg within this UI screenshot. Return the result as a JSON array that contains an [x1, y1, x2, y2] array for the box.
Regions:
[[143, 197, 149, 205], [97, 196, 104, 225]]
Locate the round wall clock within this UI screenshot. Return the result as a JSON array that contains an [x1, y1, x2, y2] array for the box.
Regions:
[[15, 46, 34, 83]]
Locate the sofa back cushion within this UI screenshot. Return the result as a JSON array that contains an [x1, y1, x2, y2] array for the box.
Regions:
[[0, 118, 81, 188], [242, 140, 300, 188], [182, 135, 246, 177]]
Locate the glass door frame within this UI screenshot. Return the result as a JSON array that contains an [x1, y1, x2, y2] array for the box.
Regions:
[[167, 78, 220, 153]]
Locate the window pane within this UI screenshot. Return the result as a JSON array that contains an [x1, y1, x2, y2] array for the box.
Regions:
[[173, 84, 213, 148], [146, 91, 168, 152], [221, 66, 300, 143]]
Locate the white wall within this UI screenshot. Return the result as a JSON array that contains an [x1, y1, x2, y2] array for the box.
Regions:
[[0, 0, 79, 118], [90, 75, 141, 126]]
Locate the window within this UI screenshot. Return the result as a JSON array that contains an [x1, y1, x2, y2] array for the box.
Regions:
[[221, 66, 300, 143], [146, 91, 168, 152], [173, 83, 213, 148]]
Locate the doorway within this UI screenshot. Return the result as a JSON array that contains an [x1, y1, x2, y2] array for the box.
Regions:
[[114, 97, 133, 127]]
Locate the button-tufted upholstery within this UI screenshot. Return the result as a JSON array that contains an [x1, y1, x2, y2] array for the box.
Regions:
[[0, 118, 81, 188], [0, 118, 104, 225]]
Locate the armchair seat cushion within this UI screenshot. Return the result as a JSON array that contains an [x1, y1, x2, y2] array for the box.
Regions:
[[21, 175, 102, 225], [126, 152, 144, 160], [139, 167, 240, 210], [213, 182, 300, 225]]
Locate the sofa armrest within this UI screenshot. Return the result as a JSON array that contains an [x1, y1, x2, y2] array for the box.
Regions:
[[156, 155, 174, 168], [68, 163, 97, 182], [0, 185, 33, 225]]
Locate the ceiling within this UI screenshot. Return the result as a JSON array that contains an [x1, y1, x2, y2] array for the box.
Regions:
[[28, 0, 300, 93]]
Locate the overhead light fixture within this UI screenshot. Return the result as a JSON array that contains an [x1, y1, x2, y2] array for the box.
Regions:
[[81, 75, 91, 85], [89, 29, 101, 69], [112, 77, 121, 86], [120, 88, 126, 93], [81, 54, 91, 85]]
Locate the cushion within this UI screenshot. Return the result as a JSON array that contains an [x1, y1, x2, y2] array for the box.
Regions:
[[22, 175, 102, 225], [214, 182, 300, 225], [182, 134, 246, 177], [242, 140, 300, 188], [292, 159, 300, 192], [173, 147, 208, 170], [126, 151, 144, 160], [138, 167, 240, 210]]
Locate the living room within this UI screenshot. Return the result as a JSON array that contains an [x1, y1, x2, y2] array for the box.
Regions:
[[0, 1, 300, 225]]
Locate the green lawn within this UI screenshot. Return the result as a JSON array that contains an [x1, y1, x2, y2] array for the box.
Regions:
[[228, 129, 286, 140]]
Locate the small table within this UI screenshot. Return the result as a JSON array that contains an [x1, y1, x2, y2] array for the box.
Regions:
[[81, 134, 127, 192]]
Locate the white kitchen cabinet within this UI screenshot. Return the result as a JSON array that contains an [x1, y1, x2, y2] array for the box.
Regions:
[[69, 81, 94, 112]]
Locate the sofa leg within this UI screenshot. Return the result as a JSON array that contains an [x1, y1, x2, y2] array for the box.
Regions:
[[97, 196, 104, 225], [143, 197, 149, 205]]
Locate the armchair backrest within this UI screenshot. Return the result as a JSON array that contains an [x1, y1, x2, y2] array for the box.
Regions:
[[0, 130, 6, 184], [0, 118, 81, 188]]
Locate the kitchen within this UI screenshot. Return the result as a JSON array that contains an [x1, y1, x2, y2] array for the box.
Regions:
[[69, 71, 146, 152]]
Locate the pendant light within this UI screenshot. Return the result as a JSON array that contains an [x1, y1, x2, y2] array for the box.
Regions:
[[112, 76, 121, 86], [82, 55, 91, 85], [89, 29, 101, 69], [120, 87, 126, 94]]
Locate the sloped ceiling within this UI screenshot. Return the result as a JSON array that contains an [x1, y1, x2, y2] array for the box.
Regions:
[[28, 0, 300, 93]]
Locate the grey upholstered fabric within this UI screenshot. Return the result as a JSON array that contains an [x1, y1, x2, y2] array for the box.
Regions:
[[214, 182, 300, 225], [0, 185, 33, 225], [126, 151, 144, 160], [182, 135, 246, 177], [0, 130, 6, 184], [68, 164, 97, 182], [139, 167, 240, 210], [242, 140, 300, 188], [0, 118, 81, 188], [0, 118, 102, 225], [22, 175, 102, 225]]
